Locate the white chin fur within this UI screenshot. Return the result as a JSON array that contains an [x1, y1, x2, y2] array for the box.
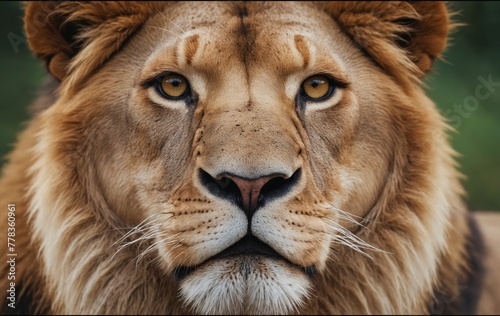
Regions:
[[179, 256, 311, 315]]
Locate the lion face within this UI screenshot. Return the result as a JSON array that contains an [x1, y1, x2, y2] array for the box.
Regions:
[[90, 3, 391, 312], [98, 3, 400, 313], [23, 1, 453, 314]]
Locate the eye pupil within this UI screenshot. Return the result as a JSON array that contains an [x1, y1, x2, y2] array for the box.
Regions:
[[158, 74, 189, 98], [302, 75, 333, 101]]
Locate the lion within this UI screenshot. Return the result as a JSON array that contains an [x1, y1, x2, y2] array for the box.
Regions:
[[1, 1, 499, 315]]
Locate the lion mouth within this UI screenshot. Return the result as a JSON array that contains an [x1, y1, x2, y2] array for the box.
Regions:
[[174, 235, 316, 279], [216, 234, 281, 258]]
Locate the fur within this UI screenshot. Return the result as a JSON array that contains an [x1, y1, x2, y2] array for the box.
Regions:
[[1, 1, 499, 314]]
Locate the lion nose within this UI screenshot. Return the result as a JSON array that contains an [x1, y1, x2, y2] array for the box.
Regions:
[[199, 169, 302, 218], [225, 174, 275, 215]]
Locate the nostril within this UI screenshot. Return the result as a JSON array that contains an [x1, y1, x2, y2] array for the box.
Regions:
[[215, 176, 231, 190], [261, 173, 294, 198], [198, 168, 302, 218], [258, 168, 302, 206], [199, 170, 241, 203]]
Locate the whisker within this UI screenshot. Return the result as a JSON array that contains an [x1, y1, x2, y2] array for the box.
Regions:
[[314, 213, 388, 259], [320, 203, 372, 229], [135, 233, 181, 265], [156, 8, 187, 33], [324, 218, 382, 251], [116, 228, 162, 253], [147, 26, 182, 38], [110, 204, 174, 261], [111, 211, 169, 247], [146, 242, 184, 270]]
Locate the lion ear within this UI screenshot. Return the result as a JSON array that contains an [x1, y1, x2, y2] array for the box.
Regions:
[[24, 1, 163, 89], [317, 1, 451, 86]]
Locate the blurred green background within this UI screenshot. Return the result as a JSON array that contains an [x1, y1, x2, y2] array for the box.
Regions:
[[0, 2, 499, 210]]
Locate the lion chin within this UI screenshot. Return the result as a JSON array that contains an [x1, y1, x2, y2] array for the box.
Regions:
[[176, 233, 313, 314], [179, 255, 310, 315], [1, 1, 500, 315]]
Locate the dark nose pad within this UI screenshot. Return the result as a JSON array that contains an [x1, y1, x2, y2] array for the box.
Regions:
[[199, 169, 302, 218]]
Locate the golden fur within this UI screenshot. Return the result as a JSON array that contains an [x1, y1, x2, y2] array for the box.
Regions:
[[1, 1, 499, 314]]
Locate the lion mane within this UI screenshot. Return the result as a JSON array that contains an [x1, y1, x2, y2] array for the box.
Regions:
[[1, 1, 499, 315]]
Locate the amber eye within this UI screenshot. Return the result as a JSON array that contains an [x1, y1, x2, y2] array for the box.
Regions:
[[301, 75, 334, 101], [157, 73, 189, 99]]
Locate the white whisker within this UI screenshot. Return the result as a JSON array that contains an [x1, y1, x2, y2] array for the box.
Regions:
[[320, 202, 373, 229], [135, 233, 181, 265], [111, 212, 166, 247], [147, 25, 182, 38], [110, 208, 174, 261], [315, 210, 387, 258], [156, 8, 187, 33]]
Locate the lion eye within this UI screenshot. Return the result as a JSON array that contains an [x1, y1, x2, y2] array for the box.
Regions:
[[301, 75, 335, 101], [156, 73, 189, 99]]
